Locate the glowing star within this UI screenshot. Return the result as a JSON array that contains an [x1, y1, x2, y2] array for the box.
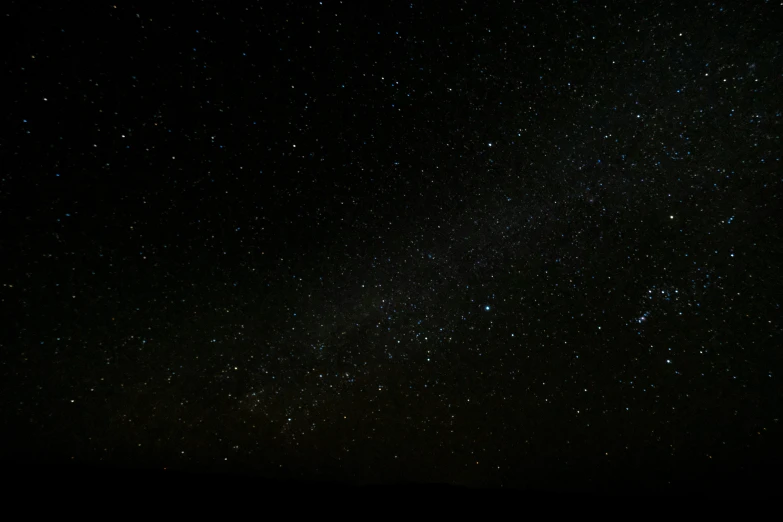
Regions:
[[485, 305, 491, 311]]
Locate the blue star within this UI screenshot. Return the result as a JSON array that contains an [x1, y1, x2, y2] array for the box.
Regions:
[[485, 305, 491, 311]]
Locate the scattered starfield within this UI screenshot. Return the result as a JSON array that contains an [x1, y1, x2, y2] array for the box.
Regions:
[[1, 1, 780, 489]]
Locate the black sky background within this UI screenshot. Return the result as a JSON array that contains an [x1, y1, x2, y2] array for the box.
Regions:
[[1, 1, 781, 491]]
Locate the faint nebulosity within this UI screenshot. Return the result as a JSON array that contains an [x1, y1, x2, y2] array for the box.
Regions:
[[1, 1, 780, 489]]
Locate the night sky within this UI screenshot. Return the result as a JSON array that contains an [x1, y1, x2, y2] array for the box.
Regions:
[[2, 1, 781, 491]]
